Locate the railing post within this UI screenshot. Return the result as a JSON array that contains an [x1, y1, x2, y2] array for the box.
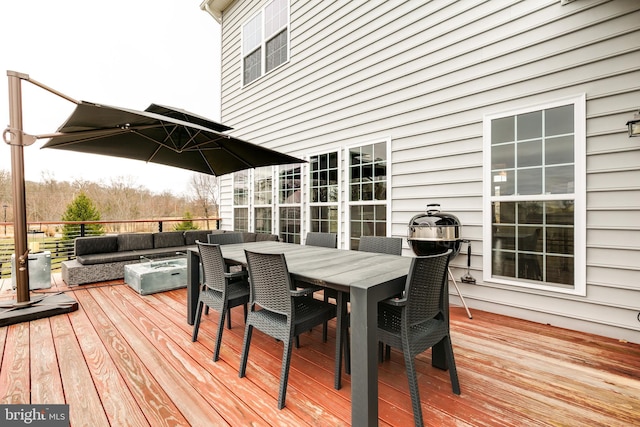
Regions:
[[216, 219, 220, 230], [158, 221, 163, 232], [80, 223, 86, 237]]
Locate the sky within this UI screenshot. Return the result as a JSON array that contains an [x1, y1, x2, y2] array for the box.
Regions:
[[0, 0, 221, 196]]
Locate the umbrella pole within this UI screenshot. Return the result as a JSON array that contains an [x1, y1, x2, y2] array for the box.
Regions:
[[6, 71, 30, 304]]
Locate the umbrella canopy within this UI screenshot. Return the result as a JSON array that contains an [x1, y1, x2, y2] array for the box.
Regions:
[[41, 101, 303, 176], [144, 103, 233, 132]]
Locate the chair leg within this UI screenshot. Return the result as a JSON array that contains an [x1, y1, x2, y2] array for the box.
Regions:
[[191, 301, 204, 342], [204, 306, 210, 315], [226, 308, 232, 329], [213, 307, 227, 362], [444, 336, 461, 395], [403, 352, 425, 427], [385, 344, 391, 361], [343, 323, 351, 374], [243, 303, 248, 322], [322, 292, 329, 342], [278, 337, 294, 409], [239, 325, 253, 378]]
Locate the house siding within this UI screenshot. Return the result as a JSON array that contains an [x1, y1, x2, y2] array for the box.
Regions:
[[213, 0, 640, 342]]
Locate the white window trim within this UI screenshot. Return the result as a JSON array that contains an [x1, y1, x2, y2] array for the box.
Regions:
[[241, 0, 290, 88], [345, 138, 393, 249], [482, 94, 586, 296]]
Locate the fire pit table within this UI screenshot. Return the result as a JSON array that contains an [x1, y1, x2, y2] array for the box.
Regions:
[[124, 255, 188, 295]]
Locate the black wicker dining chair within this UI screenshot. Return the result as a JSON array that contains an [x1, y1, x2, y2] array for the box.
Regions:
[[203, 232, 246, 321], [207, 232, 244, 245], [358, 235, 403, 255], [377, 250, 460, 427], [305, 231, 337, 248], [239, 250, 337, 409], [192, 241, 249, 362]]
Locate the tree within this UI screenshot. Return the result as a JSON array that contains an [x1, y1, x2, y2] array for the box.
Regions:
[[174, 211, 198, 231], [61, 192, 104, 239], [189, 173, 219, 230]]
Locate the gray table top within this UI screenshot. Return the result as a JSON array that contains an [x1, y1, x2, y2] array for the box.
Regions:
[[217, 241, 412, 293]]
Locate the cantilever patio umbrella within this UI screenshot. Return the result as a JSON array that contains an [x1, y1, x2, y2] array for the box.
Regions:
[[3, 71, 303, 323], [41, 101, 303, 176]]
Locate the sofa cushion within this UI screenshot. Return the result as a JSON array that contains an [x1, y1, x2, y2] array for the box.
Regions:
[[241, 232, 257, 242], [138, 247, 188, 258], [153, 231, 185, 248], [75, 236, 118, 256], [77, 251, 142, 265], [184, 229, 212, 246], [118, 233, 153, 252]]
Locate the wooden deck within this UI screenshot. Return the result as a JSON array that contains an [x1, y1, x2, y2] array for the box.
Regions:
[[1, 273, 639, 426]]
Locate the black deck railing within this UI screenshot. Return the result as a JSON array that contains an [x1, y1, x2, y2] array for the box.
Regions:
[[0, 218, 221, 279]]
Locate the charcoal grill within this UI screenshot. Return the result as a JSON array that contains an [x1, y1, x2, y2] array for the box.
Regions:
[[407, 204, 462, 259], [407, 204, 472, 319]]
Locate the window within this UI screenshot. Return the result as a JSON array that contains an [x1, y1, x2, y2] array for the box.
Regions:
[[233, 170, 249, 231], [232, 167, 276, 234], [309, 152, 339, 237], [483, 95, 585, 295], [348, 141, 389, 250], [279, 164, 302, 243], [242, 0, 289, 86], [254, 167, 273, 233]]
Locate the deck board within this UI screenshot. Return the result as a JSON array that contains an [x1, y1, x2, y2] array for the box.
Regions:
[[50, 313, 111, 426], [65, 291, 151, 426], [0, 322, 30, 404], [1, 274, 639, 426], [30, 318, 65, 405]]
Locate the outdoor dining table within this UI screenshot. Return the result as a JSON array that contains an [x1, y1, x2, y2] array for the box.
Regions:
[[186, 240, 441, 427]]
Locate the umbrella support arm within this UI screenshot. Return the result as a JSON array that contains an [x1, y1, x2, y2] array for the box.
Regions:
[[8, 71, 79, 105]]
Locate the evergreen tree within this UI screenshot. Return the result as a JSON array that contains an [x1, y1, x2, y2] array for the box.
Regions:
[[174, 211, 198, 231], [61, 192, 104, 239]]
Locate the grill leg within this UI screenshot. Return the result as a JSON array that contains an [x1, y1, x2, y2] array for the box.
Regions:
[[448, 268, 472, 319]]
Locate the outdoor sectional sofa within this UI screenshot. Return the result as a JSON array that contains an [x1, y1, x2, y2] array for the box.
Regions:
[[61, 229, 278, 286]]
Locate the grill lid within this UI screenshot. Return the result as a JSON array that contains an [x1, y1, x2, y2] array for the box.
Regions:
[[407, 204, 461, 241], [407, 204, 462, 258]]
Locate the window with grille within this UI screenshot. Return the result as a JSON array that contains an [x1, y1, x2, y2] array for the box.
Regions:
[[309, 152, 339, 237], [233, 170, 249, 232], [253, 167, 273, 234], [348, 141, 389, 250], [242, 0, 289, 86], [483, 95, 585, 295], [279, 164, 301, 243]]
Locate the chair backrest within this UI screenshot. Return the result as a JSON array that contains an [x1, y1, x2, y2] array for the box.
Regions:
[[358, 236, 402, 255], [305, 232, 337, 248], [207, 232, 244, 245], [244, 250, 293, 316], [404, 250, 451, 326], [196, 241, 227, 292]]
